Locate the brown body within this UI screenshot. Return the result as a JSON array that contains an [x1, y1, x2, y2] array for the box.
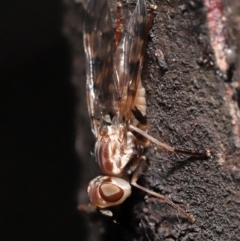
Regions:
[[84, 0, 150, 212]]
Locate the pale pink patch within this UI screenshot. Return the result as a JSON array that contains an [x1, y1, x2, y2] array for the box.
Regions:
[[205, 0, 228, 72]]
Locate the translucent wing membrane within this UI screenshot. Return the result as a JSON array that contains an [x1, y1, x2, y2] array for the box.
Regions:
[[122, 0, 147, 121], [84, 0, 115, 137], [84, 0, 148, 137]]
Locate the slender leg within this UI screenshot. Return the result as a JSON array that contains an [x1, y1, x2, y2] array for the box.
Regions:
[[131, 106, 150, 145], [131, 156, 195, 223], [114, 2, 122, 48], [77, 203, 96, 213], [141, 4, 157, 57], [146, 4, 157, 37], [128, 124, 211, 157]]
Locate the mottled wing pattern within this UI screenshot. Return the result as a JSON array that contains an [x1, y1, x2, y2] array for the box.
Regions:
[[118, 0, 147, 121], [84, 0, 115, 137]]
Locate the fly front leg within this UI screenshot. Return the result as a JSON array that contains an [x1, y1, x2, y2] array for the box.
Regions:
[[131, 155, 195, 223], [77, 203, 97, 213]]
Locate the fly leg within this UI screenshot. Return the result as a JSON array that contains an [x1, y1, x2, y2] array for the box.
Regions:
[[141, 3, 157, 57], [130, 156, 195, 223], [77, 203, 96, 213], [131, 106, 150, 146], [128, 124, 211, 157]]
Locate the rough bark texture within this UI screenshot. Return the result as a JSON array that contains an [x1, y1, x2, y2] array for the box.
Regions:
[[63, 0, 240, 240]]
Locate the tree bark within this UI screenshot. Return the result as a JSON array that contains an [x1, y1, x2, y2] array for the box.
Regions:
[[63, 0, 240, 240]]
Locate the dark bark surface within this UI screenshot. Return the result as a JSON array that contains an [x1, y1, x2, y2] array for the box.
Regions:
[[63, 0, 240, 240]]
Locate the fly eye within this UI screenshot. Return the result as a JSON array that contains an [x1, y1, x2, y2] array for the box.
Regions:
[[99, 183, 124, 202]]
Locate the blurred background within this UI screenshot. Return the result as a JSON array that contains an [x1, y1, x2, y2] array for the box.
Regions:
[[0, 0, 87, 240]]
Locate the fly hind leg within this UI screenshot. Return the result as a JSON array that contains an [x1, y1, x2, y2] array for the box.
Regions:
[[141, 3, 157, 57], [130, 155, 195, 223], [131, 106, 149, 146], [128, 124, 211, 157]]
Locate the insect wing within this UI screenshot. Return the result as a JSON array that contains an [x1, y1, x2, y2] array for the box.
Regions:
[[117, 0, 147, 121], [84, 0, 115, 137]]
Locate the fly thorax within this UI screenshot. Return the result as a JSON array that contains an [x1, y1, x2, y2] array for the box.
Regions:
[[95, 125, 134, 176]]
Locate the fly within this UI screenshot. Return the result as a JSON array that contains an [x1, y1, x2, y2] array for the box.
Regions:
[[80, 0, 210, 223]]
